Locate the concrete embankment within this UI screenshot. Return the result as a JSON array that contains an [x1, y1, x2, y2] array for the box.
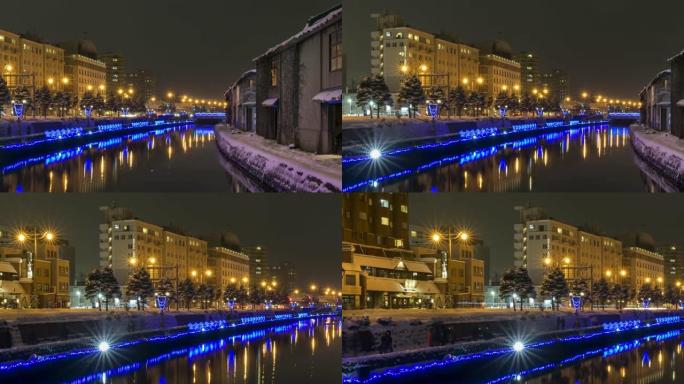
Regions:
[[0, 309, 329, 363], [342, 310, 681, 373], [342, 116, 603, 156], [630, 124, 684, 190], [214, 125, 341, 192]]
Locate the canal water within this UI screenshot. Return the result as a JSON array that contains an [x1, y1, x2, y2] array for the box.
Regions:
[[344, 124, 652, 192], [353, 327, 684, 384], [0, 124, 262, 192], [8, 317, 341, 384]]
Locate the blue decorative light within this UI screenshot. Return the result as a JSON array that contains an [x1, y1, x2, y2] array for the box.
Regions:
[[571, 296, 582, 310], [427, 104, 439, 118], [193, 112, 226, 118], [12, 102, 24, 118], [155, 296, 168, 311]]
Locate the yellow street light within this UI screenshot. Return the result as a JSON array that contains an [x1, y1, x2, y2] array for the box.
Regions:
[[148, 257, 156, 264], [99, 85, 105, 91], [271, 281, 278, 287], [4, 64, 13, 72], [657, 277, 663, 283], [562, 257, 571, 265], [117, 88, 124, 95], [294, 289, 300, 295], [581, 92, 588, 99], [150, 97, 157, 102], [502, 85, 508, 91], [87, 85, 93, 91], [419, 64, 428, 72], [205, 270, 212, 277], [47, 77, 54, 85], [230, 277, 236, 284], [431, 233, 442, 242], [62, 77, 69, 85], [241, 277, 249, 284], [459, 232, 469, 242], [167, 91, 174, 99], [400, 64, 409, 73], [310, 284, 317, 291], [462, 78, 469, 85], [605, 270, 612, 277], [513, 84, 520, 91], [260, 281, 267, 287], [476, 77, 484, 85], [16, 233, 27, 243], [191, 270, 198, 277], [619, 270, 627, 277], [645, 277, 652, 283], [44, 231, 55, 241], [543, 257, 552, 266], [129, 257, 138, 266]]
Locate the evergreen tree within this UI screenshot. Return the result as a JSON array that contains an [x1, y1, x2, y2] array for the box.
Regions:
[[663, 285, 679, 308], [494, 92, 509, 112], [539, 267, 569, 311], [0, 76, 10, 116], [569, 279, 589, 310], [93, 93, 106, 116], [79, 91, 95, 112], [355, 76, 372, 117], [223, 283, 239, 309], [249, 286, 265, 308], [508, 93, 520, 116], [397, 75, 425, 118], [35, 86, 53, 118], [370, 74, 393, 118], [84, 268, 104, 311], [592, 278, 611, 310], [637, 283, 653, 307], [500, 266, 536, 311], [178, 278, 196, 310], [126, 267, 154, 310], [520, 92, 534, 116], [100, 266, 121, 311], [611, 283, 630, 310], [651, 286, 663, 307], [236, 285, 249, 309], [156, 277, 176, 309], [448, 86, 467, 117], [12, 87, 32, 114], [105, 91, 119, 114]]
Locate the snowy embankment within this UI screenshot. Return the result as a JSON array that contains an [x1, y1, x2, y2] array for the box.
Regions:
[[214, 125, 341, 192], [342, 309, 680, 376], [630, 124, 684, 189]]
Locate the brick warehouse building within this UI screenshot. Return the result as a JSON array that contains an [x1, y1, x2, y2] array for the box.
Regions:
[[254, 5, 342, 154]]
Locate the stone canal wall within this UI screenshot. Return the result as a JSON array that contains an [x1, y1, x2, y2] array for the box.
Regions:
[[0, 309, 330, 362], [630, 124, 684, 190], [214, 124, 341, 192], [342, 310, 682, 375]]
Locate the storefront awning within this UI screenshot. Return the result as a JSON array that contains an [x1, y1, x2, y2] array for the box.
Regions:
[[0, 262, 17, 274], [312, 88, 342, 103], [404, 260, 432, 274], [0, 281, 26, 295], [241, 101, 256, 107], [677, 99, 684, 107], [342, 262, 361, 272], [416, 281, 441, 295], [365, 277, 404, 293], [262, 98, 279, 107]]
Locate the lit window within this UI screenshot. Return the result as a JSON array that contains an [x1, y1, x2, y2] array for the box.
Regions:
[[380, 199, 389, 208], [381, 217, 390, 226], [395, 239, 404, 247], [401, 205, 408, 213]]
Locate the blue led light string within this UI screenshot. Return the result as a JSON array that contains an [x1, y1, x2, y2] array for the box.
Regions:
[[342, 318, 684, 384], [0, 311, 338, 373]]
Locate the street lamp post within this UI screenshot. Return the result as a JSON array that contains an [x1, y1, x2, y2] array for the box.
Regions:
[[16, 228, 55, 280]]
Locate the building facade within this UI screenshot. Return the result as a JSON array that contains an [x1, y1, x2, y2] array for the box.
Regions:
[[478, 41, 521, 99], [99, 53, 124, 92], [640, 70, 671, 132], [622, 246, 665, 289], [657, 245, 684, 286], [207, 247, 250, 289], [671, 51, 684, 138], [225, 69, 257, 131], [342, 192, 410, 249], [514, 52, 540, 95], [254, 5, 342, 154], [514, 206, 623, 285], [542, 69, 569, 102], [125, 69, 155, 101], [99, 206, 208, 285], [270, 261, 296, 293], [243, 245, 269, 285]]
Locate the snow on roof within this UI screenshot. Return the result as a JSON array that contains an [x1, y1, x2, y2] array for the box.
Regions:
[[224, 69, 257, 98], [640, 69, 672, 94], [254, 5, 341, 61], [667, 49, 684, 62]]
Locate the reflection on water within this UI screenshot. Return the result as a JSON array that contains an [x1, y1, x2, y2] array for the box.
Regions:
[[352, 125, 646, 192], [0, 125, 257, 192], [517, 330, 684, 384], [17, 317, 340, 384]]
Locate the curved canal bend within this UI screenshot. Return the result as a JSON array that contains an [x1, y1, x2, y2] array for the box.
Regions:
[[343, 123, 669, 192], [0, 124, 268, 192], [0, 316, 340, 384]]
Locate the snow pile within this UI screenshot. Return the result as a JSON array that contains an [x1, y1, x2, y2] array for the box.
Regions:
[[630, 125, 684, 188], [214, 126, 341, 192]]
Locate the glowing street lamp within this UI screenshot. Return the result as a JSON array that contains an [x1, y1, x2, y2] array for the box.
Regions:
[[15, 228, 57, 279]]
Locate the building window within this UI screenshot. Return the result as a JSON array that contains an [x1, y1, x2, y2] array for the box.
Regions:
[[400, 205, 408, 213], [345, 275, 356, 286], [380, 199, 389, 208], [395, 239, 404, 248], [271, 59, 279, 87], [329, 29, 342, 72], [381, 217, 389, 226]]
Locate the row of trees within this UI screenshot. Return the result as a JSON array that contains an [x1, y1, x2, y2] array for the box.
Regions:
[[84, 266, 293, 312], [356, 74, 564, 119], [499, 266, 682, 312]]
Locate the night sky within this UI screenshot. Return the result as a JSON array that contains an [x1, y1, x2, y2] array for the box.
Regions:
[[344, 0, 684, 98], [0, 0, 339, 98], [409, 194, 684, 281], [0, 194, 340, 289]]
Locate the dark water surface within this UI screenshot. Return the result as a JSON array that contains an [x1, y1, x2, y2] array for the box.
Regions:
[[0, 125, 258, 192]]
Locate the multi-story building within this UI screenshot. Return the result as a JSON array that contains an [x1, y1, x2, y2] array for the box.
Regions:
[[243, 245, 269, 285], [207, 246, 250, 289], [342, 193, 409, 249], [0, 29, 65, 91], [99, 53, 124, 92], [99, 206, 208, 285], [341, 241, 438, 310], [254, 5, 342, 154], [225, 69, 257, 131], [0, 29, 21, 87], [125, 69, 155, 101], [541, 69, 569, 102], [270, 261, 296, 293], [61, 40, 106, 99], [640, 50, 684, 138], [478, 41, 521, 99], [622, 246, 665, 289], [370, 18, 480, 94], [514, 206, 623, 285], [514, 52, 540, 95], [657, 245, 684, 286]]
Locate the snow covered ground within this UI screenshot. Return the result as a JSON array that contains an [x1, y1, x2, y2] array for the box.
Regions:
[[214, 125, 341, 192], [630, 124, 684, 189]]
